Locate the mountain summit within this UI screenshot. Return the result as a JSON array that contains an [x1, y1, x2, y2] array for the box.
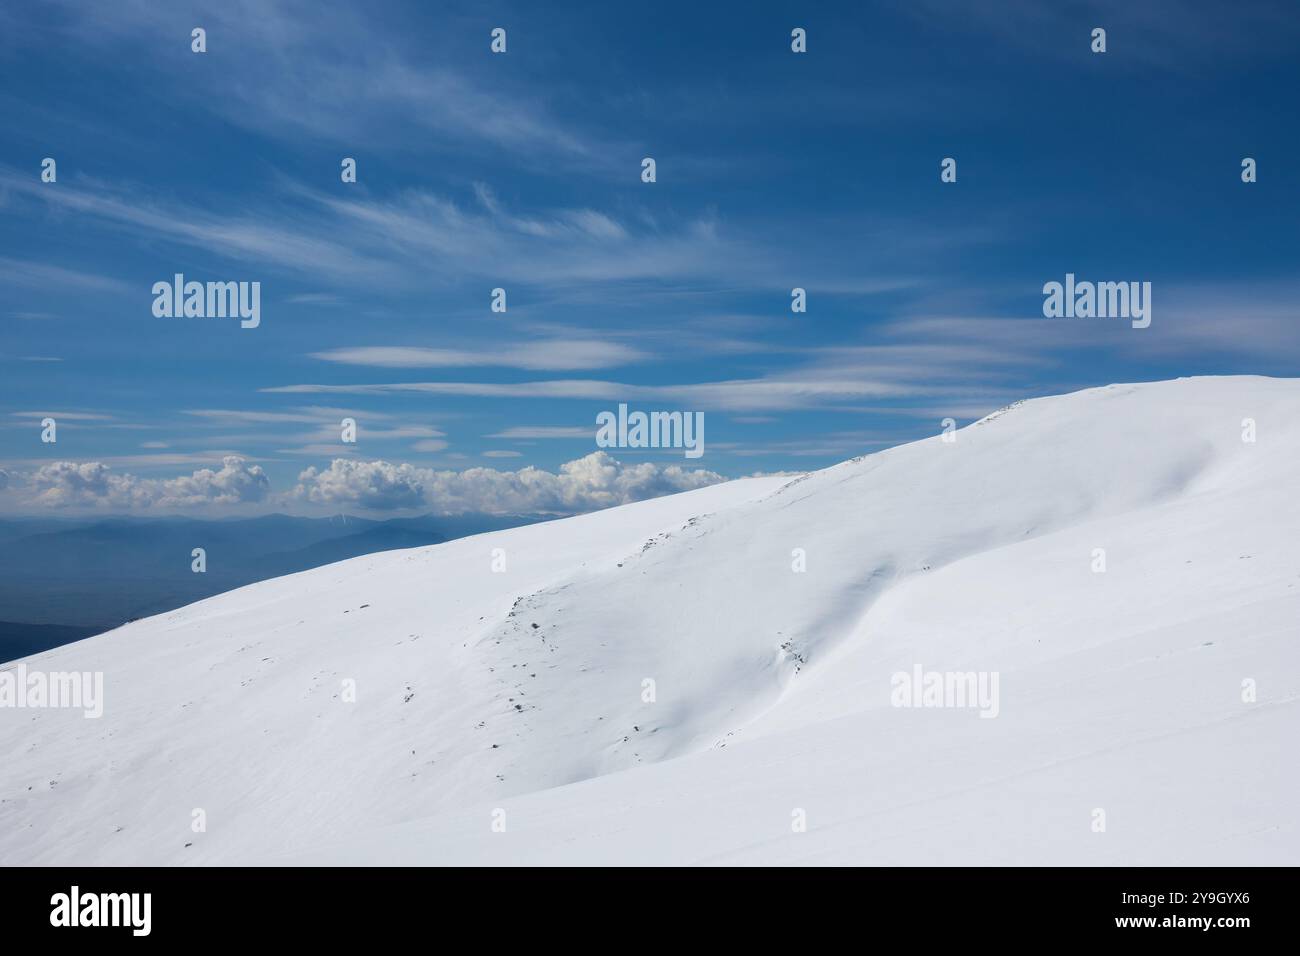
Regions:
[[2, 377, 1296, 865]]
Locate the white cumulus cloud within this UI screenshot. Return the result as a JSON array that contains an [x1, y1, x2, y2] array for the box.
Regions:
[[25, 456, 270, 509], [292, 451, 727, 514], [2, 453, 726, 516]]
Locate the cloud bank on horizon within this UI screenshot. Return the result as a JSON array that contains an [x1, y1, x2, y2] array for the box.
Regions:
[[2, 0, 1299, 515], [2, 452, 728, 515]]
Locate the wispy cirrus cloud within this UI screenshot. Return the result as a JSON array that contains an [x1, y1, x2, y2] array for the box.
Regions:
[[5, 166, 769, 292], [310, 340, 649, 371], [486, 426, 592, 440], [300, 185, 764, 288], [182, 409, 345, 426], [36, 0, 607, 164], [886, 282, 1300, 365], [178, 411, 448, 458], [261, 335, 1045, 412], [181, 406, 413, 427], [10, 411, 115, 421], [261, 376, 953, 412], [4, 169, 400, 285], [0, 256, 130, 294]]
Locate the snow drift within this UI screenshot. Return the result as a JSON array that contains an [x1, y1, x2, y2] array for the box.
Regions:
[[2, 376, 1297, 865]]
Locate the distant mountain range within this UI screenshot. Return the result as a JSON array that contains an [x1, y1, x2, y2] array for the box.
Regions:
[[0, 512, 546, 662]]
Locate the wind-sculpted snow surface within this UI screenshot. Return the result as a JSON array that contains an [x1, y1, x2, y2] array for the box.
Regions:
[[2, 377, 1297, 865]]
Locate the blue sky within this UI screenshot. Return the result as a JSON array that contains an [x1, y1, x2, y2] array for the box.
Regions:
[[2, 0, 1298, 514]]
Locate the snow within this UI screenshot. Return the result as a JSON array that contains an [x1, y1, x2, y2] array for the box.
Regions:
[[2, 376, 1297, 865]]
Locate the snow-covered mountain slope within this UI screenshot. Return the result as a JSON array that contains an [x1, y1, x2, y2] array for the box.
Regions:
[[2, 376, 1297, 866]]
